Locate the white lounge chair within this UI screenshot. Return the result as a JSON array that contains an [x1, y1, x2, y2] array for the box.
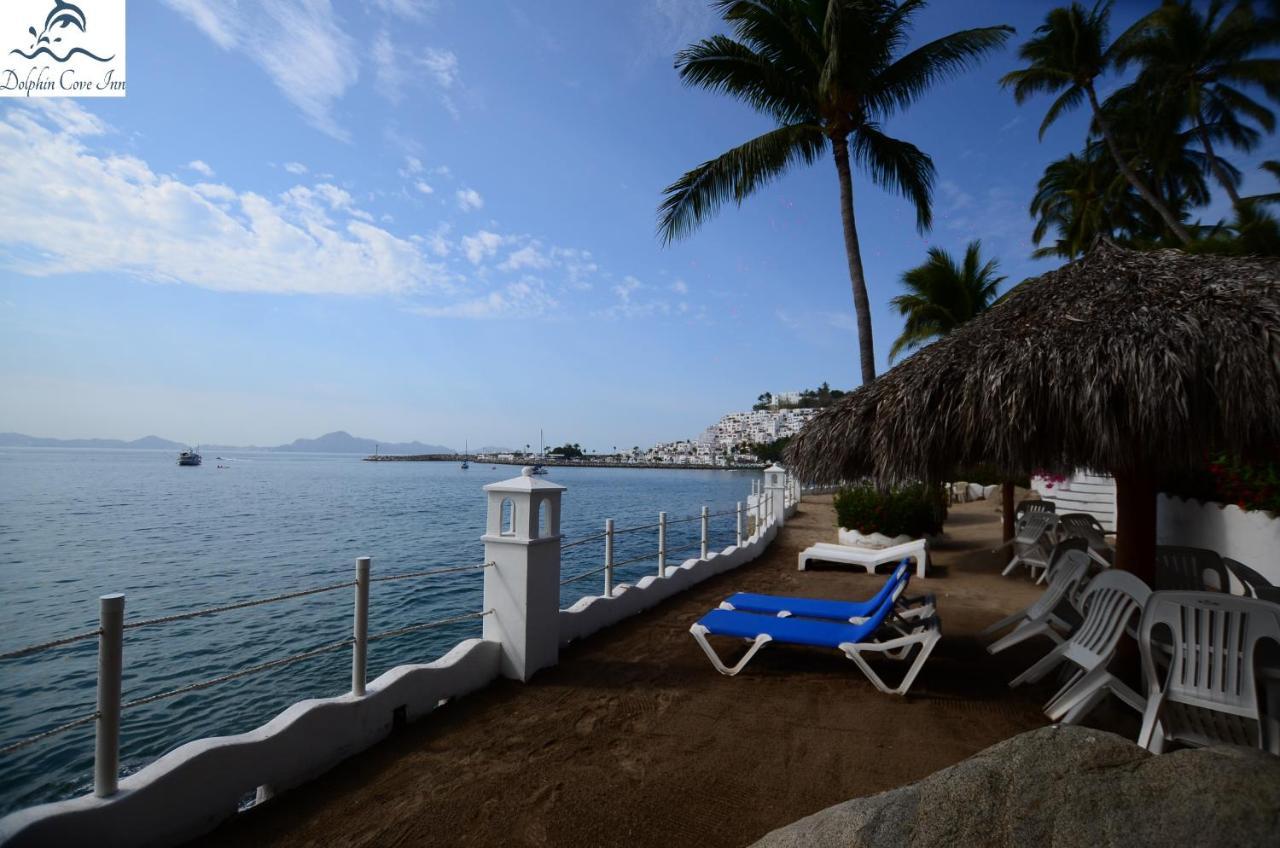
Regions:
[[1138, 591, 1280, 754], [1010, 570, 1150, 725], [983, 548, 1090, 655], [797, 539, 928, 579]]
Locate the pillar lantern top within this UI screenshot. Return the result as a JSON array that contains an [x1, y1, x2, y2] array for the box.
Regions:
[[484, 468, 567, 495]]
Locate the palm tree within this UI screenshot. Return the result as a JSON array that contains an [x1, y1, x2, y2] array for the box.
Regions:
[[1030, 147, 1133, 258], [658, 0, 1013, 385], [1116, 0, 1280, 208], [1001, 1, 1194, 245], [888, 241, 1004, 361]]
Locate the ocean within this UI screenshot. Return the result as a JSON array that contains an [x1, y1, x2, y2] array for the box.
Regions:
[[0, 448, 758, 815]]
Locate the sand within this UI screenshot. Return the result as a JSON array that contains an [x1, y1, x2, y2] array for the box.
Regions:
[[196, 495, 1117, 848]]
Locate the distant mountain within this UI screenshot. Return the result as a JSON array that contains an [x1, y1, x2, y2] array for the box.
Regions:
[[272, 431, 455, 455], [0, 433, 186, 450], [0, 430, 455, 455]]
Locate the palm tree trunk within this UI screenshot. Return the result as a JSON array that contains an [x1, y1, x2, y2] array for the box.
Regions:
[[1086, 85, 1194, 246], [1195, 110, 1243, 208], [831, 135, 877, 386]]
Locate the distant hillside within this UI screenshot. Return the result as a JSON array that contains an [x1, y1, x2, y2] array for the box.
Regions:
[[0, 431, 455, 454], [273, 431, 455, 455], [0, 433, 186, 450]]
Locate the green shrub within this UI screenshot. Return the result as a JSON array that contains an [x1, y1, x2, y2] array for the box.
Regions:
[[1162, 450, 1280, 514], [833, 482, 948, 538]]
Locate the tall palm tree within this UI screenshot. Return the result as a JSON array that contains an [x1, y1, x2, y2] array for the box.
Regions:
[[888, 241, 1004, 361], [1116, 0, 1280, 208], [1002, 1, 1194, 245], [657, 0, 1013, 385], [1030, 146, 1136, 258]]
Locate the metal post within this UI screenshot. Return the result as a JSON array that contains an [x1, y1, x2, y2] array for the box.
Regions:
[[657, 511, 667, 577], [736, 501, 743, 546], [94, 593, 124, 798], [603, 518, 614, 597], [352, 556, 370, 696], [700, 506, 709, 559]]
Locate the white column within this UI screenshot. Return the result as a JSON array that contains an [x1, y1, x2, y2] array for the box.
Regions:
[[481, 467, 565, 682], [765, 463, 787, 527]]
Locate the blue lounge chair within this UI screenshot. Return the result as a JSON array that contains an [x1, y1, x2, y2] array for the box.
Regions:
[[718, 561, 934, 624], [689, 592, 941, 694]]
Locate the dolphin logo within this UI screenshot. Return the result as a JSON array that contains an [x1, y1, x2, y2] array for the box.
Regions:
[[11, 0, 114, 63]]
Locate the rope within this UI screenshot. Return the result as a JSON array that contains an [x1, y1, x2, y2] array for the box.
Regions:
[[0, 712, 98, 756], [0, 628, 102, 662], [560, 565, 608, 586], [367, 610, 491, 642], [560, 533, 608, 550], [612, 550, 661, 569], [123, 581, 355, 630], [370, 562, 492, 583], [120, 638, 354, 709]]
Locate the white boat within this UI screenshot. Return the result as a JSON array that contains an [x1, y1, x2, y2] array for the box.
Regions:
[[461, 440, 469, 470], [177, 448, 202, 467]]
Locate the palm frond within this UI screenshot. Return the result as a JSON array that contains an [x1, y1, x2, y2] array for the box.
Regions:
[[874, 25, 1015, 118], [657, 122, 825, 244], [676, 35, 817, 124], [849, 124, 935, 232]]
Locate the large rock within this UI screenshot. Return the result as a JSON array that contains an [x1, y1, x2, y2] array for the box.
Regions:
[[751, 726, 1280, 848]]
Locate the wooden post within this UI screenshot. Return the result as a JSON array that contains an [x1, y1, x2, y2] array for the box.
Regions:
[[1002, 481, 1016, 544], [1113, 470, 1157, 586]]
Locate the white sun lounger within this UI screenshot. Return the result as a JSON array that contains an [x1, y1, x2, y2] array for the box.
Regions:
[[798, 540, 928, 579]]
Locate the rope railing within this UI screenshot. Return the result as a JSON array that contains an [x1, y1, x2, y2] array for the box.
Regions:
[[0, 712, 99, 757], [120, 637, 356, 710], [0, 628, 102, 662], [370, 561, 493, 583], [367, 610, 492, 642], [560, 564, 609, 586], [122, 581, 355, 631]]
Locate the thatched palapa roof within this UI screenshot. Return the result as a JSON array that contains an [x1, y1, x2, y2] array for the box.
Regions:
[[787, 242, 1280, 485]]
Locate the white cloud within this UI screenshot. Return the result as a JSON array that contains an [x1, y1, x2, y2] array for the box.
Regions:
[[461, 230, 506, 264], [414, 180, 434, 196], [670, 279, 688, 295], [186, 160, 214, 177], [365, 0, 437, 20], [0, 105, 446, 296], [401, 156, 423, 176], [283, 161, 309, 175], [161, 0, 359, 140], [456, 187, 484, 212], [412, 278, 556, 319], [498, 243, 551, 272], [418, 48, 460, 89], [423, 222, 451, 257], [613, 276, 642, 302], [372, 30, 406, 104]]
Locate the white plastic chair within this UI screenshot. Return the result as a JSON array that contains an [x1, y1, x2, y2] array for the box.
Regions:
[[1009, 570, 1151, 725], [1056, 512, 1114, 568], [997, 511, 1059, 580], [1154, 545, 1230, 592], [1138, 591, 1280, 754], [984, 548, 1090, 655]]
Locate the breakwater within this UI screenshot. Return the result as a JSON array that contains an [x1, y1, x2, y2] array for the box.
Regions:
[[364, 454, 766, 471]]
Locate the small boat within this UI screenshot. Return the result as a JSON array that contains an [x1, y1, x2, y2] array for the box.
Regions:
[[178, 447, 202, 467], [530, 463, 549, 475], [461, 440, 470, 470]]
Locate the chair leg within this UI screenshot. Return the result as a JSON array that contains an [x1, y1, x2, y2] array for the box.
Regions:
[[841, 630, 940, 696], [1138, 696, 1165, 752], [981, 609, 1026, 638], [988, 620, 1062, 655], [1010, 643, 1067, 688], [1059, 685, 1109, 725], [689, 626, 771, 677]]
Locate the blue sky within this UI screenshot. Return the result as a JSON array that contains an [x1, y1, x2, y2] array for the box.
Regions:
[[1, 0, 1276, 450]]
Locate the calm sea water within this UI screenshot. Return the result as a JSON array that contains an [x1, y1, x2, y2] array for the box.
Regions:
[[0, 448, 758, 815]]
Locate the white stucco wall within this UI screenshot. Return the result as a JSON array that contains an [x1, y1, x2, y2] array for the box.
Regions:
[[1032, 470, 1117, 531], [1156, 495, 1280, 583]]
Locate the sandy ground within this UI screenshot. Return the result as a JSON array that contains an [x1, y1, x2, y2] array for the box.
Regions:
[[196, 495, 1124, 848]]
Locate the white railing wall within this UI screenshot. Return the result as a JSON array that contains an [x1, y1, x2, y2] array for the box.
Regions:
[[0, 464, 807, 848]]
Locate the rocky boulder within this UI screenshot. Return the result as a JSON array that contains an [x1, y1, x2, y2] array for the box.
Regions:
[[752, 725, 1280, 848]]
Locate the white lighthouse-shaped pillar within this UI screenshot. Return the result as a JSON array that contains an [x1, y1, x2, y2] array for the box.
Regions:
[[765, 463, 788, 528], [482, 467, 565, 682]]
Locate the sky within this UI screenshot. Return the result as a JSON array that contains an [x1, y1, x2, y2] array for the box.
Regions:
[[1, 0, 1277, 450]]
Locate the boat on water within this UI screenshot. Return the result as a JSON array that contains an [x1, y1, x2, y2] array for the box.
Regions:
[[530, 463, 549, 475], [461, 440, 470, 470], [177, 448, 202, 467]]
